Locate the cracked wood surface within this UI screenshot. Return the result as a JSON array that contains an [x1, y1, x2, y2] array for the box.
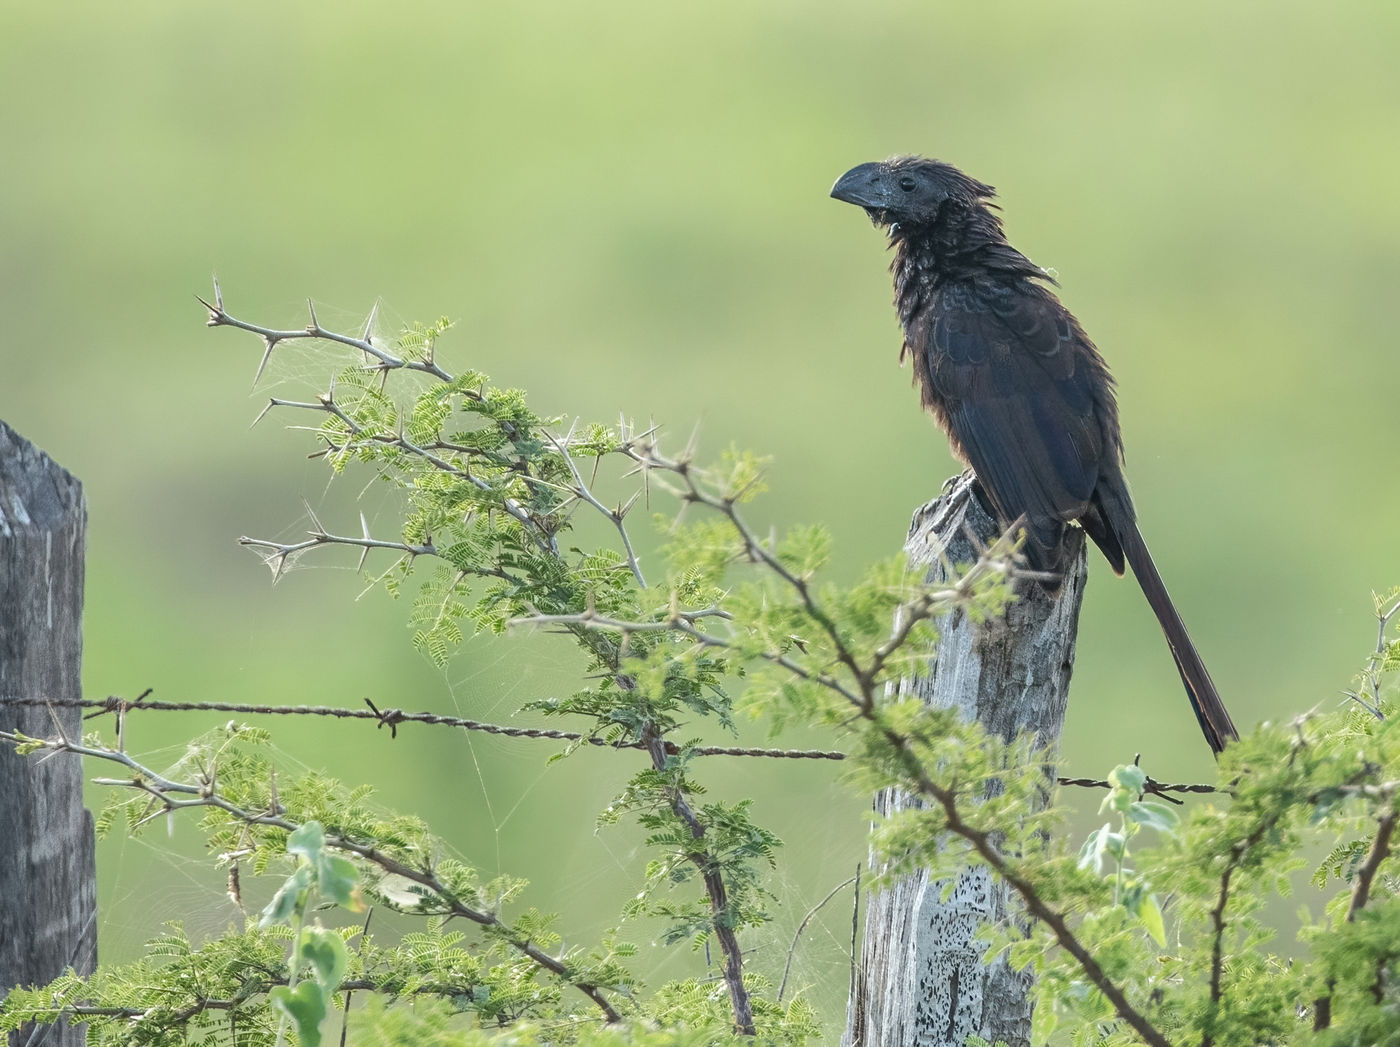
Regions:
[[845, 473, 1086, 1047]]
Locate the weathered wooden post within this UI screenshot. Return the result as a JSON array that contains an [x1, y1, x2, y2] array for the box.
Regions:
[[0, 421, 97, 1046], [845, 473, 1086, 1047]]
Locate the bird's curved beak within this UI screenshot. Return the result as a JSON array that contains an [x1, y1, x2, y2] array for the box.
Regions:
[[830, 163, 890, 210]]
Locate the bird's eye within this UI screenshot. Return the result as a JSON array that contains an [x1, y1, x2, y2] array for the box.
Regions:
[[898, 176, 917, 192]]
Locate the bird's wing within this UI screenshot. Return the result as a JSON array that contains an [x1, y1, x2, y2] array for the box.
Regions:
[[926, 278, 1113, 562]]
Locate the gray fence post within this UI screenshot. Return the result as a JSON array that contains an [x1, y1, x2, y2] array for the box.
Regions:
[[845, 473, 1086, 1047], [0, 421, 97, 1046]]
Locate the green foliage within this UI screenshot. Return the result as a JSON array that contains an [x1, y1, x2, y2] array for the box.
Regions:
[[1077, 764, 1177, 946], [263, 822, 358, 1047], [346, 991, 816, 1047], [5, 313, 1400, 1045], [1022, 709, 1400, 1045]]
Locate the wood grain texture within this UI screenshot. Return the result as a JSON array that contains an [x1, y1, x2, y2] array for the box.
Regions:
[[845, 473, 1086, 1047], [0, 421, 97, 1047]]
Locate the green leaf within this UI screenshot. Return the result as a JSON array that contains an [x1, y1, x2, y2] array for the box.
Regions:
[[1103, 764, 1147, 813], [317, 852, 362, 909], [269, 980, 328, 1047], [1127, 800, 1180, 834], [1133, 891, 1167, 947], [1078, 823, 1119, 874], [1109, 763, 1147, 794], [300, 926, 349, 991], [260, 864, 312, 928], [286, 820, 327, 865]]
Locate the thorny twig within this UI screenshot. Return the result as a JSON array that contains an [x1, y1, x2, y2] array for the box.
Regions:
[[203, 287, 770, 1032], [523, 482, 1172, 1047], [1341, 589, 1400, 720], [1314, 806, 1399, 1029], [545, 426, 647, 588], [201, 285, 659, 573], [0, 727, 624, 1024], [196, 291, 1213, 1043]]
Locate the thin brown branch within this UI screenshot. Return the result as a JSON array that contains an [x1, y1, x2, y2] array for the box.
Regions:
[[840, 701, 1173, 1047], [1200, 813, 1278, 1047], [237, 528, 437, 582], [207, 289, 565, 557], [1202, 859, 1236, 1047], [1347, 590, 1400, 720], [640, 723, 755, 1036], [199, 284, 452, 384], [928, 772, 1172, 1047], [0, 728, 623, 1024], [37, 974, 518, 1031], [235, 519, 529, 588], [546, 427, 647, 588], [341, 909, 373, 1047], [1355, 810, 1397, 1006], [1315, 807, 1400, 1023], [1348, 809, 1397, 921], [252, 395, 549, 547], [619, 439, 1033, 719], [631, 441, 877, 704], [510, 608, 876, 714]]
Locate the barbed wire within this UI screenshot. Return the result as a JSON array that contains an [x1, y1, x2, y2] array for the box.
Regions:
[[1055, 774, 1216, 804], [0, 693, 846, 760], [0, 693, 1216, 797]]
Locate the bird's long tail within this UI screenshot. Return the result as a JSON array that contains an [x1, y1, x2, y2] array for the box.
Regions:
[[1115, 519, 1239, 755]]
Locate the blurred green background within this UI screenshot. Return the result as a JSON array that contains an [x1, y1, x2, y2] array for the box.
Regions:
[[3, 0, 1398, 1029]]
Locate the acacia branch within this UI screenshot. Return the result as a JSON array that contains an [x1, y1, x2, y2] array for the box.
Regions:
[[1313, 806, 1398, 1030], [626, 441, 878, 704], [198, 281, 452, 384], [621, 438, 1032, 716], [511, 608, 869, 711], [1345, 591, 1400, 720], [206, 288, 565, 557], [1202, 854, 1239, 1047], [1348, 809, 1397, 921], [640, 723, 755, 1036], [1354, 810, 1397, 1006], [253, 392, 550, 549], [546, 427, 647, 588], [0, 728, 624, 1024], [546, 613, 1171, 1046], [39, 976, 491, 1031], [237, 520, 438, 581], [213, 288, 654, 576], [908, 742, 1172, 1047]]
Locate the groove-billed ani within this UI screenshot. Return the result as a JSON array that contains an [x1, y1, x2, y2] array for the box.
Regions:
[[831, 156, 1238, 754]]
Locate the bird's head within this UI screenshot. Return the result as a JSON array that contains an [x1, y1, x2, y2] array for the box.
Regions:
[[830, 156, 996, 234]]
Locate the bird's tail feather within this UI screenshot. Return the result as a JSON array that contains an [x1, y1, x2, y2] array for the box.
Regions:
[[1116, 520, 1238, 755]]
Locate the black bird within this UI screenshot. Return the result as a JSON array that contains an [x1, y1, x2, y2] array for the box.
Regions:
[[831, 156, 1238, 754]]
